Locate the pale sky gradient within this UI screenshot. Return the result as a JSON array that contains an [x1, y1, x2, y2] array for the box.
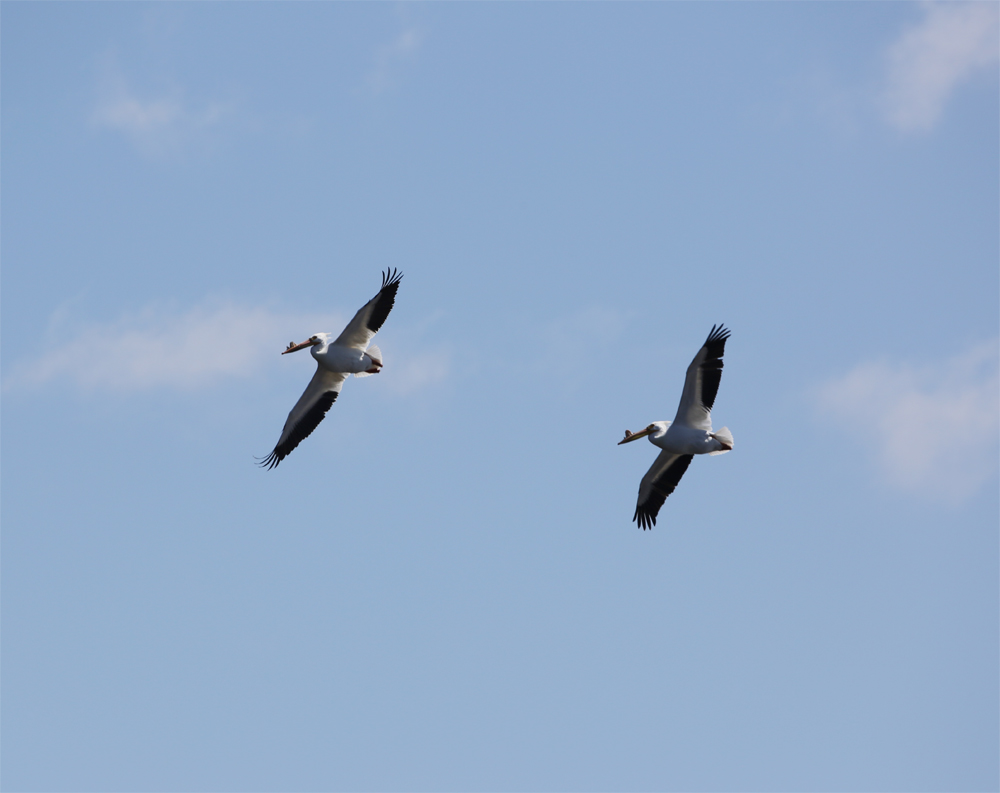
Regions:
[[3, 3, 997, 791], [883, 1, 999, 130]]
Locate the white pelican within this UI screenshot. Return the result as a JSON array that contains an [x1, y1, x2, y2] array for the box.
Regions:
[[259, 269, 403, 470], [618, 324, 733, 529]]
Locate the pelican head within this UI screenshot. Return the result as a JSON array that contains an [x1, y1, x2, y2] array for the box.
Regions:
[[618, 421, 669, 445], [283, 333, 330, 355]]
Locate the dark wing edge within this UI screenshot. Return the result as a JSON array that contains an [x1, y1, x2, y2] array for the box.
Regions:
[[633, 454, 694, 530], [698, 324, 730, 414], [366, 268, 403, 335], [257, 390, 339, 470]]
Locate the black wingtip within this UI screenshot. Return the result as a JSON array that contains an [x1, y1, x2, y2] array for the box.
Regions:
[[255, 451, 282, 470], [257, 390, 339, 471], [631, 454, 694, 530], [706, 324, 731, 345], [380, 268, 403, 290], [367, 270, 403, 334], [632, 507, 656, 531], [698, 326, 729, 413]]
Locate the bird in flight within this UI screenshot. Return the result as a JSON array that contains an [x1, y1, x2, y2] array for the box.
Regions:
[[258, 269, 403, 470], [618, 325, 733, 529]]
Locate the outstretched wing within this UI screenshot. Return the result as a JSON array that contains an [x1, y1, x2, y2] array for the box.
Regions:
[[259, 367, 348, 469], [633, 451, 694, 530], [673, 324, 730, 431], [333, 269, 403, 351]]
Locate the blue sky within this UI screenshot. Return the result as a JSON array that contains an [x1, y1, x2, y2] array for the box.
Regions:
[[2, 3, 997, 791]]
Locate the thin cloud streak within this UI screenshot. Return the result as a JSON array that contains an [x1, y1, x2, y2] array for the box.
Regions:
[[882, 2, 999, 132], [6, 302, 450, 397], [817, 340, 1000, 502], [382, 348, 451, 396], [367, 26, 424, 94], [91, 57, 230, 157], [5, 303, 344, 392]]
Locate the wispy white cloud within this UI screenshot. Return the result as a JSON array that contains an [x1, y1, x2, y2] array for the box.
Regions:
[[91, 56, 230, 157], [383, 347, 451, 396], [816, 340, 999, 502], [5, 302, 450, 398], [371, 310, 451, 396], [5, 303, 342, 392], [367, 25, 424, 94], [882, 2, 999, 132]]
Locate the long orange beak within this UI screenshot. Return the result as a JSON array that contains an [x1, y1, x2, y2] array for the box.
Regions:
[[618, 427, 654, 445], [282, 339, 317, 355]]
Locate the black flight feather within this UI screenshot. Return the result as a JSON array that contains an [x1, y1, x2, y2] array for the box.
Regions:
[[633, 454, 694, 530], [258, 390, 339, 470], [366, 268, 403, 335], [699, 324, 730, 414]]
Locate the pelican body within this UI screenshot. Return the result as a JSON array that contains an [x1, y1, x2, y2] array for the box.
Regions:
[[302, 338, 382, 375], [619, 324, 733, 529], [633, 421, 732, 456], [259, 268, 402, 470]]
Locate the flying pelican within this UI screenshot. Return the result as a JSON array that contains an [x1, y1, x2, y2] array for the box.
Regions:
[[258, 269, 402, 470], [618, 325, 733, 529]]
